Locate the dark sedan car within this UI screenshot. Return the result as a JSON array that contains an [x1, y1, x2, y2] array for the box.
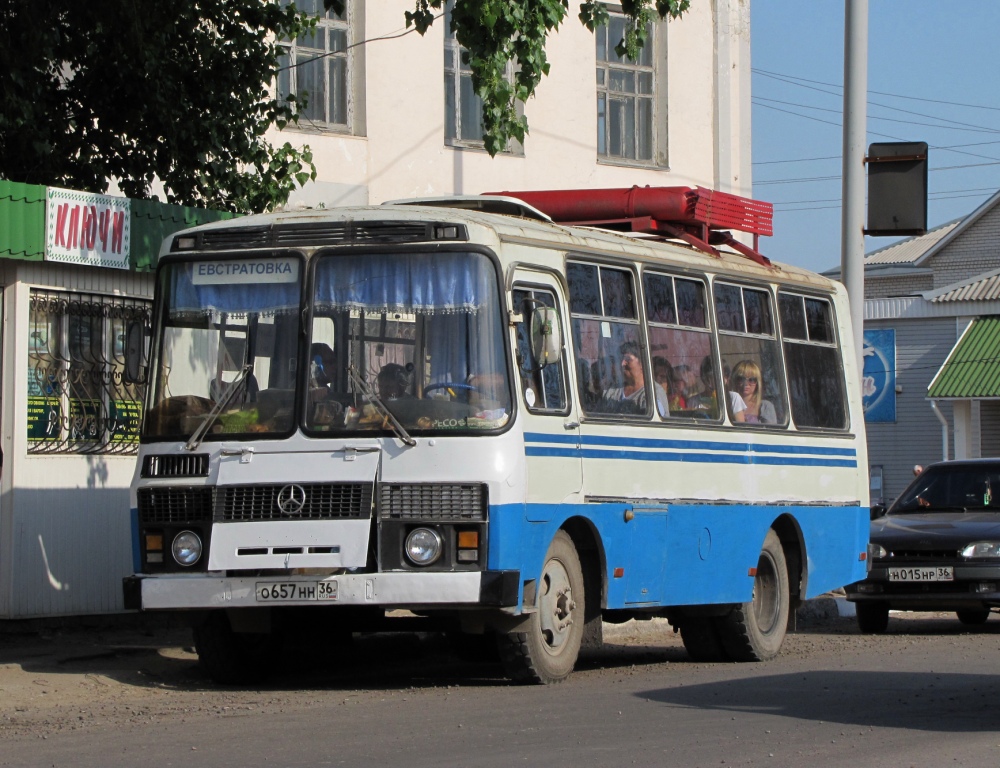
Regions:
[[846, 459, 1000, 633]]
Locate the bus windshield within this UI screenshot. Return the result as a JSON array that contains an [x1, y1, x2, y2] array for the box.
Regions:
[[143, 255, 304, 440], [141, 250, 511, 441], [306, 251, 511, 435]]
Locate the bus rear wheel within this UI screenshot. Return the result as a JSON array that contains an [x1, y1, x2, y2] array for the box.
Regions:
[[497, 531, 585, 684], [679, 617, 730, 662], [716, 529, 789, 662], [193, 610, 282, 685]]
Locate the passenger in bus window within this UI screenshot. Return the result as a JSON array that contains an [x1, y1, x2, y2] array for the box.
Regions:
[[652, 356, 676, 416], [733, 359, 776, 424], [601, 342, 666, 415]]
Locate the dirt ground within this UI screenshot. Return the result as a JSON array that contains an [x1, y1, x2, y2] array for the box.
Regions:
[[0, 597, 873, 742]]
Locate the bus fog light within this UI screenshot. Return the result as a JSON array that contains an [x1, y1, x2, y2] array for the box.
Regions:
[[457, 550, 478, 562], [975, 582, 997, 594], [171, 531, 203, 567], [405, 528, 443, 566]]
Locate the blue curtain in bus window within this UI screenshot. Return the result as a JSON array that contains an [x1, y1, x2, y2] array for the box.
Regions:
[[169, 262, 300, 318], [313, 252, 494, 315]]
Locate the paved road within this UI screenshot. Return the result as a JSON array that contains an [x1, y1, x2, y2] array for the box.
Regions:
[[2, 610, 999, 767]]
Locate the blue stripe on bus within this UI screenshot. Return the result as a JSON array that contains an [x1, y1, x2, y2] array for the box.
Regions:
[[524, 431, 857, 459], [525, 445, 857, 468]]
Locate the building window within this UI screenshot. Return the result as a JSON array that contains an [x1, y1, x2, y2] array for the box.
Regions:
[[28, 290, 151, 455], [443, 3, 521, 152], [596, 10, 656, 163], [277, 0, 351, 130]]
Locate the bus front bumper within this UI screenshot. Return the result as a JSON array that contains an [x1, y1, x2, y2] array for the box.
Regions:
[[123, 570, 520, 611]]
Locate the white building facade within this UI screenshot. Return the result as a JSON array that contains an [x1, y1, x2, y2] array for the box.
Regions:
[[272, 0, 753, 209]]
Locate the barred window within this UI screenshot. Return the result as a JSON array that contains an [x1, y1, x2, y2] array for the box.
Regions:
[[28, 290, 151, 454]]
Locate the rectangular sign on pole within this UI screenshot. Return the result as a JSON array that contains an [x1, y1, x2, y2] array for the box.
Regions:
[[45, 187, 131, 270]]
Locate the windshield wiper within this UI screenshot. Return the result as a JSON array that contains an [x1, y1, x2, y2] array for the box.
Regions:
[[347, 364, 416, 447], [184, 365, 252, 452]]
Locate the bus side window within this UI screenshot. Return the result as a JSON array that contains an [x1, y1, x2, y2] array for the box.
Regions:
[[778, 292, 848, 430], [513, 287, 568, 413], [714, 282, 789, 427]]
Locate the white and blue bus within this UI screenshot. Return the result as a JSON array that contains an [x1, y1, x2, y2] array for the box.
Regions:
[[123, 187, 869, 684]]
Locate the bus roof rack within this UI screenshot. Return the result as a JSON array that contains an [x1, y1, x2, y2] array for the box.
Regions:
[[484, 186, 774, 267]]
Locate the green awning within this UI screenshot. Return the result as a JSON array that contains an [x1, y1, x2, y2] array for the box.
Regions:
[[928, 316, 1000, 399]]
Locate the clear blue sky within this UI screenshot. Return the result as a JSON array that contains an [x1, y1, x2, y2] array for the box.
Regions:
[[751, 1, 1000, 274]]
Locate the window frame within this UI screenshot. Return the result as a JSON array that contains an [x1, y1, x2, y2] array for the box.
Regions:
[[567, 259, 654, 419], [512, 284, 571, 416], [642, 268, 721, 421], [777, 290, 850, 432], [443, 3, 523, 154], [595, 6, 666, 168], [713, 279, 789, 429], [28, 289, 151, 455], [276, 0, 363, 135]]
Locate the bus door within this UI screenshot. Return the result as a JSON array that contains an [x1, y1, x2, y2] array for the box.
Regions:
[[511, 275, 582, 509]]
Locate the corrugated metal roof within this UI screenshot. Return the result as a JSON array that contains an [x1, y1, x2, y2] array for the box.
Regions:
[[929, 269, 1000, 303], [865, 219, 960, 265], [928, 316, 1000, 398]]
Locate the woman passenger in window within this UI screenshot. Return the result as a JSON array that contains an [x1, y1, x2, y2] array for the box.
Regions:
[[732, 360, 776, 424]]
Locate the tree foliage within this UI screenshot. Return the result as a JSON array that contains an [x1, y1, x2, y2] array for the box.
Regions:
[[0, 0, 317, 213], [401, 0, 691, 156]]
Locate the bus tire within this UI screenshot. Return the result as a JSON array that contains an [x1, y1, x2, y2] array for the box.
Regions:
[[716, 529, 789, 662], [193, 611, 282, 685], [855, 601, 890, 634], [497, 531, 585, 684], [679, 617, 730, 662]]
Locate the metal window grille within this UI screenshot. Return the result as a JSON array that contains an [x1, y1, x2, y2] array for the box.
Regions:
[[28, 289, 151, 455]]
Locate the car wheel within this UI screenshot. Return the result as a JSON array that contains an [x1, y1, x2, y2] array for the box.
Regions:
[[855, 601, 890, 634], [957, 608, 991, 625]]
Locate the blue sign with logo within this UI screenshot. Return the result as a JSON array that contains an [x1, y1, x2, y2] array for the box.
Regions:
[[862, 329, 896, 422]]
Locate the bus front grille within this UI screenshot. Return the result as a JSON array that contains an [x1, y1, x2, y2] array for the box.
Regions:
[[220, 483, 374, 521], [379, 483, 487, 521], [138, 487, 214, 523]]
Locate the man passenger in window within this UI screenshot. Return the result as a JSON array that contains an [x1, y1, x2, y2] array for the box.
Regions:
[[733, 360, 776, 424], [601, 341, 667, 415]]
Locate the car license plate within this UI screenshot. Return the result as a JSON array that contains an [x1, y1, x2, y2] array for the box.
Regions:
[[255, 580, 338, 602], [887, 566, 954, 582]]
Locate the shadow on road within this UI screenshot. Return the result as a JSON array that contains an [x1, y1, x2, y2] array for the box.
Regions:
[[639, 668, 1000, 733]]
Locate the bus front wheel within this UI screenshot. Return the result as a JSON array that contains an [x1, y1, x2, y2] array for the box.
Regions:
[[716, 529, 790, 662], [497, 531, 585, 684], [193, 610, 282, 685]]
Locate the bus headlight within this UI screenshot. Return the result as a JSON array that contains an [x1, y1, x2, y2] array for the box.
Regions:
[[172, 530, 203, 567], [405, 528, 443, 566]]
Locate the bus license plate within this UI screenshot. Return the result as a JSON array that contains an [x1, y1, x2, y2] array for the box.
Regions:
[[887, 566, 953, 582], [255, 580, 339, 602]]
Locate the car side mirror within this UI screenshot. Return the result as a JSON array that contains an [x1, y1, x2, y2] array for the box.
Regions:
[[869, 503, 887, 520], [529, 306, 562, 370]]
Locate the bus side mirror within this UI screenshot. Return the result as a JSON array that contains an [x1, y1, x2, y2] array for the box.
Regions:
[[124, 320, 149, 384], [530, 306, 562, 369]]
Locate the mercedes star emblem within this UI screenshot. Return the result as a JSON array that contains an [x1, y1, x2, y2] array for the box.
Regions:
[[276, 484, 307, 516]]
